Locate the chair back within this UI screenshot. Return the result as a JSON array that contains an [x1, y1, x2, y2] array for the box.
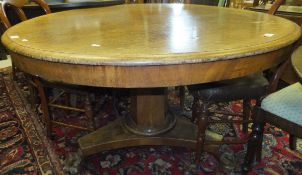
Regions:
[[266, 26, 302, 95], [263, 0, 301, 94], [268, 0, 286, 15], [0, 0, 51, 29]]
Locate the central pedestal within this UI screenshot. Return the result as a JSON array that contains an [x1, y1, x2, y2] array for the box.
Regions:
[[78, 88, 219, 157], [125, 88, 176, 136]]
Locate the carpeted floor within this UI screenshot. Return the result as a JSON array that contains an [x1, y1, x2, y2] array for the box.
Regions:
[[1, 67, 302, 175]]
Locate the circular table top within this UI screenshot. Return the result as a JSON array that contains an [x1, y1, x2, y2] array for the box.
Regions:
[[2, 4, 301, 66], [291, 45, 302, 81]]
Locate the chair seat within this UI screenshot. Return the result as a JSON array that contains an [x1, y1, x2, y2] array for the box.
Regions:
[[261, 82, 302, 126], [188, 73, 269, 101]]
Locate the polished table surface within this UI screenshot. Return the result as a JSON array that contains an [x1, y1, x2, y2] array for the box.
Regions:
[[0, 0, 124, 59], [248, 4, 302, 84], [292, 46, 302, 81], [2, 4, 301, 156]]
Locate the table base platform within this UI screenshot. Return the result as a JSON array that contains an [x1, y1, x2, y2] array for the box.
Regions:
[[78, 116, 219, 156]]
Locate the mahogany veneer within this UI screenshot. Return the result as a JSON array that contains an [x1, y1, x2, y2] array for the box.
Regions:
[[1, 4, 300, 156]]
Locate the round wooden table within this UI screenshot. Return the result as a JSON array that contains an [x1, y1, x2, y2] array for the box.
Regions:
[[2, 4, 300, 156]]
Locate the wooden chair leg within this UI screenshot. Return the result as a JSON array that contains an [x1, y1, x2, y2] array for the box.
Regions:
[[242, 99, 250, 134], [64, 92, 71, 107], [11, 61, 17, 81], [191, 95, 199, 123], [179, 86, 185, 111], [24, 74, 39, 112], [242, 107, 264, 173], [34, 78, 52, 137], [195, 101, 209, 164], [84, 94, 95, 130], [27, 79, 37, 107], [289, 135, 297, 150], [253, 98, 264, 162], [112, 90, 120, 116]]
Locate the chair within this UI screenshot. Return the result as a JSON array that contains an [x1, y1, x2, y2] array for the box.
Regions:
[[0, 0, 101, 137], [0, 0, 50, 106], [188, 0, 288, 163], [242, 45, 302, 173], [34, 78, 102, 136], [0, 0, 50, 80]]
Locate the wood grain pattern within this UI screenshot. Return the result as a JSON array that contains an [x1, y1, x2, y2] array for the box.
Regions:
[[10, 49, 287, 88], [2, 4, 301, 66], [2, 4, 301, 155], [79, 117, 219, 157]]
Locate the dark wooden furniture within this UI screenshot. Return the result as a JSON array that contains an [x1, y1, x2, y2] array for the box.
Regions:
[[0, 0, 100, 137], [34, 78, 99, 136], [189, 0, 289, 163], [1, 3, 300, 160], [242, 44, 302, 173]]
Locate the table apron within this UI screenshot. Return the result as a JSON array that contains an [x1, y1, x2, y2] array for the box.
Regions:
[[10, 48, 286, 88]]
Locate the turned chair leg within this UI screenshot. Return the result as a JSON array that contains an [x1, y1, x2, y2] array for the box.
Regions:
[[64, 92, 71, 108], [242, 99, 251, 134], [191, 95, 199, 123], [26, 75, 39, 111], [195, 101, 210, 164], [84, 94, 96, 130], [179, 86, 185, 111], [28, 84, 37, 106], [289, 135, 297, 150], [112, 90, 120, 117], [11, 61, 17, 81], [254, 99, 264, 162], [34, 78, 52, 137], [242, 107, 265, 173]]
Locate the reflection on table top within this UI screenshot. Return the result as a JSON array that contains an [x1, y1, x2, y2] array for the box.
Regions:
[[2, 4, 300, 66]]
